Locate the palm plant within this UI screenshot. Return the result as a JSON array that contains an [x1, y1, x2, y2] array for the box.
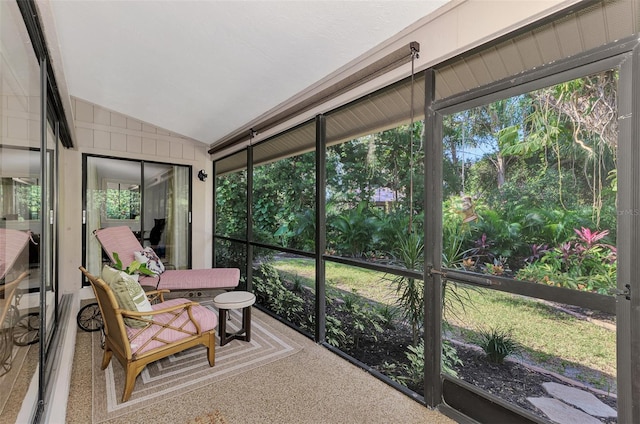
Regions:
[[386, 231, 424, 345], [329, 202, 379, 257]]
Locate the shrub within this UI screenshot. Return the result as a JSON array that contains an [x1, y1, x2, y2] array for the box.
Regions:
[[374, 303, 400, 329], [476, 327, 521, 364], [388, 340, 462, 386], [385, 231, 424, 345], [516, 227, 617, 294], [325, 315, 347, 348], [253, 263, 304, 323], [442, 340, 463, 377], [337, 293, 384, 348]]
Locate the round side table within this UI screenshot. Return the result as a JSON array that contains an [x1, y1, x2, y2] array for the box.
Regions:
[[212, 291, 256, 346]]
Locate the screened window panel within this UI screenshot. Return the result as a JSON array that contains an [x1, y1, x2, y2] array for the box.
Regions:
[[215, 150, 247, 240]]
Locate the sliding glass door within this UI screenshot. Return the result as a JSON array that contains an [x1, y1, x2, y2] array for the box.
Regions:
[[143, 162, 190, 269], [83, 156, 191, 279], [0, 0, 60, 418]]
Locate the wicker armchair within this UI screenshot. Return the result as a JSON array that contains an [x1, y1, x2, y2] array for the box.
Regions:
[[79, 266, 218, 402]]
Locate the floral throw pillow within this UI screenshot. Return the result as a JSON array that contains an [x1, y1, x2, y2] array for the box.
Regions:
[[134, 246, 165, 275]]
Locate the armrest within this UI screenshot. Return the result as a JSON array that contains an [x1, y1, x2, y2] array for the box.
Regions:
[[120, 301, 203, 334], [119, 301, 198, 317], [144, 289, 169, 304]]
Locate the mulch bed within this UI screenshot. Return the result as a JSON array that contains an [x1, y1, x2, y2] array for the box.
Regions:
[[269, 280, 618, 423]]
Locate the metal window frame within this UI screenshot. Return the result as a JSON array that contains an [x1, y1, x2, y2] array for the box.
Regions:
[[426, 37, 640, 423]]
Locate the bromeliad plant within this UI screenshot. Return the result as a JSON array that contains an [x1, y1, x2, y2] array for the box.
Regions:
[[516, 227, 617, 294]]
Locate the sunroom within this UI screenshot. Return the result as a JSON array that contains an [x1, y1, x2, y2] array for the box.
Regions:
[[1, 0, 639, 423]]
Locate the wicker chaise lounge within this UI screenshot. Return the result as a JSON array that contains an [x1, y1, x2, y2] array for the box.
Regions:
[[93, 226, 239, 292]]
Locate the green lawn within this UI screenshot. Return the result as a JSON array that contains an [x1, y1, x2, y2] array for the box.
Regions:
[[271, 258, 397, 304], [446, 288, 616, 386], [269, 258, 616, 390]]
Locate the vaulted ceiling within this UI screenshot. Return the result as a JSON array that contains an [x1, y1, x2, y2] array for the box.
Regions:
[[43, 1, 449, 147]]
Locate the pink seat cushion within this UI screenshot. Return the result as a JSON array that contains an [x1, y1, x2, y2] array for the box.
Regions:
[[126, 298, 217, 356], [140, 268, 240, 290]]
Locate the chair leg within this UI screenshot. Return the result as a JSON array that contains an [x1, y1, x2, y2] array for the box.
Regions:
[[101, 347, 113, 370], [122, 363, 144, 402], [207, 332, 216, 367]]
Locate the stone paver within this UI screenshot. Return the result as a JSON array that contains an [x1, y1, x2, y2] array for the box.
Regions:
[[527, 397, 603, 424], [542, 382, 616, 417]]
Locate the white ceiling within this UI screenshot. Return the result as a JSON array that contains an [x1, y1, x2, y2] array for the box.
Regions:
[[46, 0, 449, 147]]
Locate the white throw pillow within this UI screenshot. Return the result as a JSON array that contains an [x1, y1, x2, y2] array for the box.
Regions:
[[134, 247, 165, 275]]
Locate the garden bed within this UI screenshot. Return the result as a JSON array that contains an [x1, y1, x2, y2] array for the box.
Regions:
[[255, 270, 618, 423]]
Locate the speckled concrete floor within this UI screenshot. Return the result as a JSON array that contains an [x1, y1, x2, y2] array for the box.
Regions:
[[66, 307, 455, 424]]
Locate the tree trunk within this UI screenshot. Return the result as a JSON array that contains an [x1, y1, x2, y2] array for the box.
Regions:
[[496, 154, 506, 188]]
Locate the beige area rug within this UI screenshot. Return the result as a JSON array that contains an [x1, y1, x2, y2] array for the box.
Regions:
[[92, 302, 301, 423], [185, 409, 228, 424]]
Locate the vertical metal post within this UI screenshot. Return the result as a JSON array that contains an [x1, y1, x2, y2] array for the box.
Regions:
[[212, 161, 218, 267], [617, 45, 640, 424], [54, 121, 60, 305], [39, 55, 47, 409], [140, 162, 145, 244], [315, 115, 327, 342], [246, 146, 254, 291], [423, 68, 443, 407], [630, 42, 640, 423]]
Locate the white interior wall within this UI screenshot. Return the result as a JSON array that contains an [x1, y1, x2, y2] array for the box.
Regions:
[[57, 98, 213, 294]]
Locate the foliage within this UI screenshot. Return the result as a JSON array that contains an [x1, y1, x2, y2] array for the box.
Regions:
[[324, 315, 347, 348], [291, 274, 305, 294], [252, 263, 304, 322], [336, 290, 384, 348], [112, 251, 155, 276], [385, 231, 424, 345], [12, 183, 42, 220], [215, 171, 247, 239], [388, 340, 462, 385], [516, 227, 617, 294], [327, 201, 381, 257], [250, 151, 316, 248], [476, 326, 521, 364], [402, 342, 425, 385], [105, 184, 140, 220], [214, 239, 247, 274], [374, 303, 400, 329], [442, 339, 463, 377], [442, 197, 472, 268]]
